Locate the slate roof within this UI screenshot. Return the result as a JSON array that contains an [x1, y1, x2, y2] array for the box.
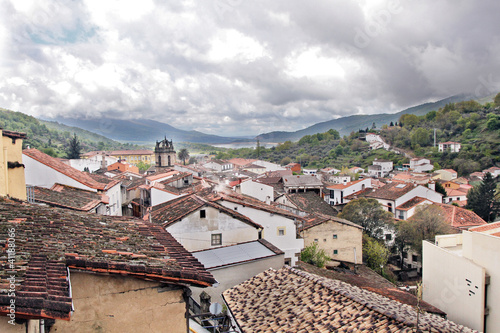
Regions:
[[0, 200, 215, 320], [23, 149, 120, 191], [300, 212, 362, 231], [34, 184, 106, 211], [149, 190, 262, 230], [285, 192, 338, 216], [223, 266, 475, 332]]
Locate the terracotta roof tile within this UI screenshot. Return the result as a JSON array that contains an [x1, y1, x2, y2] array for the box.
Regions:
[[0, 199, 215, 320], [222, 266, 475, 332], [285, 192, 338, 216], [150, 189, 262, 229], [414, 203, 487, 230], [23, 149, 119, 191], [301, 212, 362, 231], [33, 184, 105, 212], [366, 182, 417, 200]]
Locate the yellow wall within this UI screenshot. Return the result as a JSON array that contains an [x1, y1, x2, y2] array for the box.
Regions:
[[0, 130, 26, 200], [301, 220, 363, 264], [115, 154, 155, 166], [51, 272, 187, 333]]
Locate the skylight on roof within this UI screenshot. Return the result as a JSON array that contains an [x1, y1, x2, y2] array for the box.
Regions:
[[395, 184, 406, 188]]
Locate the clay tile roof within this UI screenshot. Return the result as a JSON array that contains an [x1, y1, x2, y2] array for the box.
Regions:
[[365, 182, 416, 200], [0, 200, 215, 320], [424, 203, 486, 230], [150, 190, 262, 230], [396, 197, 430, 210], [23, 149, 119, 191], [218, 191, 304, 221], [282, 175, 323, 187], [107, 149, 153, 155], [285, 192, 338, 216], [33, 185, 105, 212], [222, 266, 475, 332], [326, 178, 366, 190], [468, 221, 500, 234], [301, 212, 362, 231], [2, 129, 27, 139]]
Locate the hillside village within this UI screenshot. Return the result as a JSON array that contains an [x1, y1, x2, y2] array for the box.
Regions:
[[1, 98, 500, 332]]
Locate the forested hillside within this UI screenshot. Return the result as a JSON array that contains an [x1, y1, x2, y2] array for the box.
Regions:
[[217, 94, 500, 176], [0, 108, 142, 157]]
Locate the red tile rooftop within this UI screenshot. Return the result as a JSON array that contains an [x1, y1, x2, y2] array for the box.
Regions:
[[23, 149, 120, 191], [0, 199, 215, 320]]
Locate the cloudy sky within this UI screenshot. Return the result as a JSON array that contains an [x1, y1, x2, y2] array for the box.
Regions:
[[1, 0, 499, 137]]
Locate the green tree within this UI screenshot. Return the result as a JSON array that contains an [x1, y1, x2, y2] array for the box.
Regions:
[[339, 198, 393, 240], [66, 134, 81, 159], [363, 235, 389, 274], [410, 128, 430, 148], [300, 243, 330, 268], [136, 161, 151, 173], [433, 182, 447, 196], [466, 172, 498, 222], [408, 205, 452, 255], [178, 148, 190, 165], [394, 220, 414, 269], [280, 156, 292, 165], [494, 92, 500, 107]]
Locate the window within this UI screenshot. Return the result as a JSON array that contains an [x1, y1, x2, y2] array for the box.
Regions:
[[388, 202, 393, 213], [211, 234, 222, 246], [333, 234, 338, 239], [277, 227, 285, 236], [385, 234, 392, 241], [314, 239, 318, 243], [412, 254, 418, 262], [333, 249, 338, 255], [200, 209, 206, 218]]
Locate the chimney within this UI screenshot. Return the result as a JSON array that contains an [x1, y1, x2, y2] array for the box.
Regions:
[[101, 153, 106, 169]]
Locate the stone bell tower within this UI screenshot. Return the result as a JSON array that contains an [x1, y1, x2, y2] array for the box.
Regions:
[[155, 137, 177, 167]]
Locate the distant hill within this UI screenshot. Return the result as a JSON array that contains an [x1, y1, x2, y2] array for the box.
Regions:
[[256, 94, 477, 142], [0, 108, 145, 157], [48, 117, 251, 145]]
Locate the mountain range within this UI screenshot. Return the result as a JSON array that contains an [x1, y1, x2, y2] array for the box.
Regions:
[[45, 93, 485, 145], [256, 94, 476, 142]]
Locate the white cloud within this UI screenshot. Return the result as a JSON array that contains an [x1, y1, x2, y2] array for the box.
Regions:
[[1, 0, 499, 137]]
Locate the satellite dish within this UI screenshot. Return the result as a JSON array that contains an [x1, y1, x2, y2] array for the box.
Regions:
[[209, 302, 223, 315]]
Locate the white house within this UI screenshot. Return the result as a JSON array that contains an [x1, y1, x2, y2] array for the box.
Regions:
[[150, 191, 263, 252], [365, 133, 391, 150], [366, 182, 442, 218], [66, 153, 119, 172], [203, 159, 233, 172], [423, 223, 500, 333], [409, 158, 434, 173], [438, 141, 461, 153], [23, 148, 122, 216], [326, 178, 372, 206], [435, 169, 458, 181], [252, 160, 287, 172], [236, 178, 274, 203], [217, 192, 304, 266], [372, 159, 393, 177]]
